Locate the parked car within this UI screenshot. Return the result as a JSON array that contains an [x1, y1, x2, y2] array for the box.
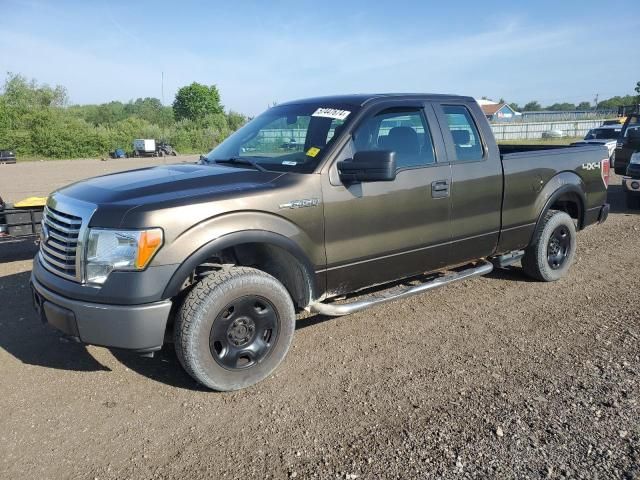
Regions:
[[613, 114, 640, 175], [0, 149, 16, 164], [541, 129, 564, 139], [30, 93, 610, 391], [571, 125, 621, 166], [622, 136, 640, 209]]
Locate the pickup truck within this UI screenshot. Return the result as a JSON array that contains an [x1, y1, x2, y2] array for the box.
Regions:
[[30, 94, 610, 391], [613, 112, 640, 175], [570, 125, 620, 166]]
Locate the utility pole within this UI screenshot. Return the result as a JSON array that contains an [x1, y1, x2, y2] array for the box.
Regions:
[[161, 71, 165, 105], [593, 93, 599, 111]]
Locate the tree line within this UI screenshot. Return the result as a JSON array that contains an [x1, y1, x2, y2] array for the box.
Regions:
[[501, 82, 640, 112], [0, 73, 247, 159]]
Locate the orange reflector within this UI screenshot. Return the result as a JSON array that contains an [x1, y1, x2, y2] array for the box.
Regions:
[[135, 229, 163, 269]]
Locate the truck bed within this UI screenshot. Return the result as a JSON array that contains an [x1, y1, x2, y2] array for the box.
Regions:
[[496, 143, 609, 254], [498, 144, 579, 155]]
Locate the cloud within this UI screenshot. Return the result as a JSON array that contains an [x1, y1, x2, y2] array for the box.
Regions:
[[0, 9, 638, 114]]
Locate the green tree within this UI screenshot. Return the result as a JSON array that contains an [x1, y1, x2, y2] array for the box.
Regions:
[[523, 101, 542, 111], [546, 102, 576, 111], [508, 102, 521, 112], [635, 81, 640, 101], [576, 101, 591, 110], [3, 72, 68, 109], [597, 95, 638, 110], [227, 111, 247, 131], [173, 82, 223, 122]]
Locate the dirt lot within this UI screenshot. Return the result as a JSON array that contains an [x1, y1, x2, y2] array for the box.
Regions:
[[0, 160, 638, 479]]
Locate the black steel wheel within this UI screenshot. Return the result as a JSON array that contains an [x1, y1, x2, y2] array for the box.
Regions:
[[546, 225, 571, 270], [522, 210, 576, 282], [209, 295, 279, 370], [174, 266, 295, 391]]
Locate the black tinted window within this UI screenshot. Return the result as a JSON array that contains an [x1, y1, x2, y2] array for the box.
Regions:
[[352, 107, 436, 169], [442, 105, 484, 161]]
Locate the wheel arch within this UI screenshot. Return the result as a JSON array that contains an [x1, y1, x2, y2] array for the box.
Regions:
[[163, 230, 319, 309], [531, 173, 586, 244]]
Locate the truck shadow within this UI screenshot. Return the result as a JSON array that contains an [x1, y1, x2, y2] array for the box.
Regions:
[[0, 270, 111, 373], [0, 267, 207, 390], [608, 184, 637, 214], [0, 237, 39, 264], [110, 347, 208, 392]]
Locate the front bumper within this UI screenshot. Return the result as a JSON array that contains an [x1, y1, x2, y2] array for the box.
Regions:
[[623, 177, 640, 195], [31, 275, 172, 352]]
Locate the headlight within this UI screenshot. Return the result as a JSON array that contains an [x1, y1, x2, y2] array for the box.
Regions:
[[85, 228, 163, 284], [630, 152, 640, 165]]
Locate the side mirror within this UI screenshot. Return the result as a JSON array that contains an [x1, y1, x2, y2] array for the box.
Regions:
[[337, 150, 396, 183]]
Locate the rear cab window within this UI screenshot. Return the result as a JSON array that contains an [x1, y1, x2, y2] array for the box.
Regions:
[[440, 105, 484, 162]]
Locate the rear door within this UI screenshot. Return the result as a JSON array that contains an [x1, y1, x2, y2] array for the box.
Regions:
[[431, 101, 502, 264], [321, 101, 452, 295]]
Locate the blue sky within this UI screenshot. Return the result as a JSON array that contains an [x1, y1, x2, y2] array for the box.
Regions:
[[1, 0, 639, 115]]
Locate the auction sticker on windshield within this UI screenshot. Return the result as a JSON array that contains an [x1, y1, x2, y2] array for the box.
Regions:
[[312, 108, 350, 120]]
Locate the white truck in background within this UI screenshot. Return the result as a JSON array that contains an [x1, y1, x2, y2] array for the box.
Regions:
[[133, 139, 157, 157]]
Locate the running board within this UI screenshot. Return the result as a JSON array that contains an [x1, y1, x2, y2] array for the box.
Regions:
[[309, 261, 493, 317]]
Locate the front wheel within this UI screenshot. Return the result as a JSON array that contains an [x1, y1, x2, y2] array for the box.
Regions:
[[522, 210, 577, 282], [174, 266, 296, 391]]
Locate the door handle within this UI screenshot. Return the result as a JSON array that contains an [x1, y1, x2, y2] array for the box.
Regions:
[[431, 179, 450, 198]]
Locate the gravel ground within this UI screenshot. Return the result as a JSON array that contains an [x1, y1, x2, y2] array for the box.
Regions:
[[0, 155, 199, 203], [0, 161, 638, 479]]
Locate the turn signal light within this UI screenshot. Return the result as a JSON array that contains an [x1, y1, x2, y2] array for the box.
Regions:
[[601, 158, 610, 188], [135, 229, 164, 269]]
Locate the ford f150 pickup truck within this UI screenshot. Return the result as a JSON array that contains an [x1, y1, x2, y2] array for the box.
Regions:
[[30, 94, 610, 391]]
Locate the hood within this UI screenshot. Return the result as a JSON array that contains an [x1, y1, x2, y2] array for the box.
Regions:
[[54, 163, 286, 228], [56, 163, 284, 206]]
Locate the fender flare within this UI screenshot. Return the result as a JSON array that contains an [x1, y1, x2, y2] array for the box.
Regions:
[[162, 230, 319, 301], [531, 176, 586, 243]]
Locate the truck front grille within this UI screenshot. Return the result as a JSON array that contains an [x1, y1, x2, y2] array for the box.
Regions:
[[39, 206, 82, 281]]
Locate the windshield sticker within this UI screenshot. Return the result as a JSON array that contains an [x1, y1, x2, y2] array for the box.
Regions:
[[312, 108, 350, 120], [306, 147, 321, 157], [282, 160, 298, 166]]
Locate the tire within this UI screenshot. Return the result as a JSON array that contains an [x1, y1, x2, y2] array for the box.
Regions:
[[521, 210, 577, 282], [174, 266, 296, 391]]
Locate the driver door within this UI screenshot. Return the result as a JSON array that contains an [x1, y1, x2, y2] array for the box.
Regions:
[[321, 102, 452, 295]]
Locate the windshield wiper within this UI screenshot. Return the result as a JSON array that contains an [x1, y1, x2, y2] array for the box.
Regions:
[[214, 157, 267, 172]]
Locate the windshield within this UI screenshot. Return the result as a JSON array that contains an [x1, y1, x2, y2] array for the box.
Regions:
[[203, 102, 357, 173], [585, 128, 621, 140]]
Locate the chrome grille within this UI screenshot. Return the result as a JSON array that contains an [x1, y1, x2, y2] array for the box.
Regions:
[[39, 206, 82, 281]]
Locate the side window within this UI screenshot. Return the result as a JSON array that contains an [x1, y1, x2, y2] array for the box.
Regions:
[[326, 118, 346, 143], [352, 107, 436, 169], [442, 105, 484, 162]]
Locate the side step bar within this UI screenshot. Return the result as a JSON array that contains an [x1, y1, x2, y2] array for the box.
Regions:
[[309, 260, 493, 317]]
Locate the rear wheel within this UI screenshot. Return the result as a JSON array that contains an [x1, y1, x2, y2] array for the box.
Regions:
[[522, 210, 576, 282], [174, 266, 296, 391]]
